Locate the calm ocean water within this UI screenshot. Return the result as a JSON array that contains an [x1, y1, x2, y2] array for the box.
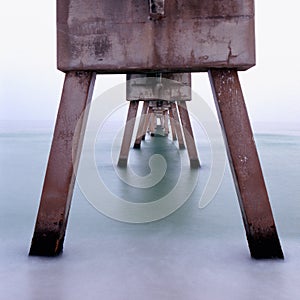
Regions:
[[0, 120, 300, 299]]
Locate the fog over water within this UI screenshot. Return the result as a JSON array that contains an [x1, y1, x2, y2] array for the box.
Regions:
[[0, 119, 300, 299], [1, 0, 300, 298]]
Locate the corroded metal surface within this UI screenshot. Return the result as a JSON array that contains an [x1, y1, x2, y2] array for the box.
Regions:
[[148, 0, 165, 20], [168, 106, 177, 141], [118, 101, 139, 167], [134, 101, 149, 149], [30, 71, 96, 256], [209, 69, 283, 259], [126, 73, 191, 101], [57, 0, 255, 72], [170, 102, 185, 149], [177, 101, 200, 168]]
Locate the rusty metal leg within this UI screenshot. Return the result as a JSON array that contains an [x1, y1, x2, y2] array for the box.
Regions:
[[209, 69, 283, 259], [169, 107, 177, 141], [149, 109, 156, 136], [134, 101, 149, 149], [118, 101, 139, 167], [141, 105, 150, 140], [29, 71, 96, 256], [170, 102, 185, 149], [163, 110, 169, 135], [177, 101, 200, 168], [143, 106, 152, 139], [143, 107, 153, 136]]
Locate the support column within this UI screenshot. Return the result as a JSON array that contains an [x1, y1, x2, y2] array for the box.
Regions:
[[170, 102, 185, 149], [118, 101, 139, 167], [177, 101, 200, 168], [209, 68, 283, 259], [169, 106, 177, 141], [163, 110, 169, 135], [134, 101, 149, 149], [143, 106, 153, 138], [29, 71, 96, 256], [149, 108, 156, 136]]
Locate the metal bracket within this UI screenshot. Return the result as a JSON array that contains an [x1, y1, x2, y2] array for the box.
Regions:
[[148, 0, 165, 20]]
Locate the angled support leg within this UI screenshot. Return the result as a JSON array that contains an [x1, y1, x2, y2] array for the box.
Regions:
[[170, 102, 185, 149], [177, 101, 200, 168], [209, 69, 283, 259], [29, 71, 96, 256], [141, 102, 150, 141], [143, 106, 153, 137], [149, 108, 156, 136], [134, 101, 149, 149], [169, 106, 177, 141], [118, 101, 139, 167], [163, 110, 169, 135]]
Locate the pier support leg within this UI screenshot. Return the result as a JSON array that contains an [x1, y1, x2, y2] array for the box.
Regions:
[[169, 107, 177, 141], [118, 101, 139, 167], [170, 102, 185, 149], [149, 108, 156, 136], [29, 71, 96, 256], [177, 101, 200, 168], [134, 101, 149, 149], [143, 106, 153, 138], [163, 110, 169, 135], [209, 69, 284, 259]]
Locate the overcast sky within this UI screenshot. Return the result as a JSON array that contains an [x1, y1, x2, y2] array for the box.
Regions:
[[0, 1, 299, 129]]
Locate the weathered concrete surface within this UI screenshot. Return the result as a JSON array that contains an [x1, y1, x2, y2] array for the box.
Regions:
[[57, 0, 255, 72], [134, 101, 149, 149], [118, 101, 139, 167], [30, 71, 96, 256], [209, 69, 284, 259], [126, 73, 191, 101], [177, 101, 200, 168]]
